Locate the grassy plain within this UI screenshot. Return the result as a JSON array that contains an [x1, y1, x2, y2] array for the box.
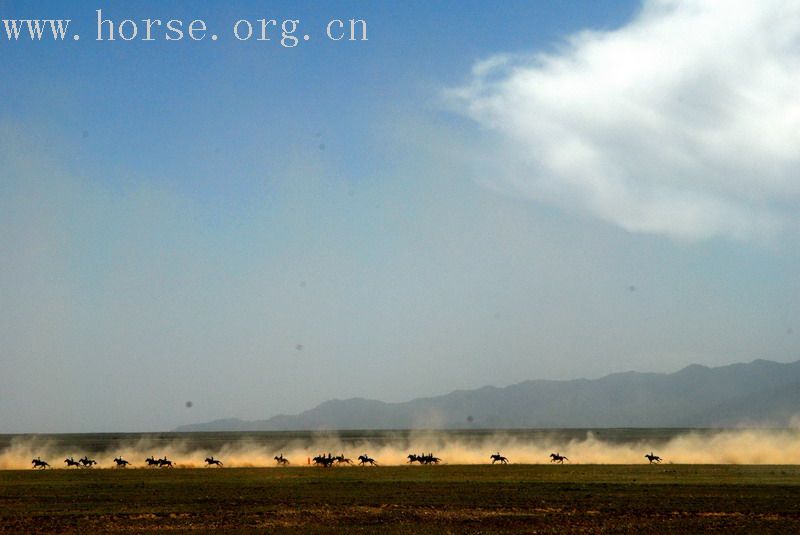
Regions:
[[2, 464, 800, 533]]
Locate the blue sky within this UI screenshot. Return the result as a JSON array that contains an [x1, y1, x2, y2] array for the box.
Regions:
[[2, 0, 799, 432]]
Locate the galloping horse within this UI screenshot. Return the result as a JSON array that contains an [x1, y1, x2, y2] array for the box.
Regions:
[[490, 452, 509, 464], [274, 454, 290, 466], [204, 456, 223, 467], [334, 454, 353, 465], [158, 457, 174, 468], [31, 458, 50, 469], [358, 454, 377, 466], [64, 457, 81, 468], [645, 452, 662, 464], [145, 456, 160, 467], [79, 456, 97, 468], [550, 453, 568, 464], [113, 457, 130, 468]]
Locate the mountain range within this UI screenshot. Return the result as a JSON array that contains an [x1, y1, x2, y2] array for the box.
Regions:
[[175, 359, 800, 432]]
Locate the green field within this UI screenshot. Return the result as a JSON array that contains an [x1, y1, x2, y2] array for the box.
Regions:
[[3, 464, 800, 533]]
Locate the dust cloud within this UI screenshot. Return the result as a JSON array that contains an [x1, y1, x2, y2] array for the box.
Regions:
[[2, 428, 800, 469]]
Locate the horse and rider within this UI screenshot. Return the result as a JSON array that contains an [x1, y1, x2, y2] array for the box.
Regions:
[[31, 457, 50, 469], [550, 452, 568, 463], [358, 454, 377, 466], [645, 452, 662, 464], [79, 456, 97, 468], [334, 453, 353, 465], [490, 452, 509, 464]]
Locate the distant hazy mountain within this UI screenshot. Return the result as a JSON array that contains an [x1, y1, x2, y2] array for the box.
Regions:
[[174, 359, 800, 432]]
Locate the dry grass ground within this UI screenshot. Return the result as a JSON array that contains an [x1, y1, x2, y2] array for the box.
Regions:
[[2, 464, 800, 533]]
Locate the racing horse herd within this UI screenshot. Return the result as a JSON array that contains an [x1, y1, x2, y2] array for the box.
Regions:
[[144, 456, 174, 468], [29, 450, 667, 468], [311, 453, 355, 466], [407, 453, 441, 465], [63, 456, 97, 467]]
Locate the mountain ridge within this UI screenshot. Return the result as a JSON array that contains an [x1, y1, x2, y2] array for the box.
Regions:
[[174, 359, 800, 432]]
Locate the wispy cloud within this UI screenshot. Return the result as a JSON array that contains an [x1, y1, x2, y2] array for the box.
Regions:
[[449, 0, 800, 242]]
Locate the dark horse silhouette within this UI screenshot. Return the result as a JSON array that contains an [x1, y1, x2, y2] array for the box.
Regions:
[[490, 452, 509, 464], [113, 457, 129, 468], [334, 454, 353, 465], [79, 456, 97, 468], [64, 457, 81, 468], [645, 452, 662, 464], [158, 457, 174, 468], [274, 454, 290, 466], [550, 453, 568, 464], [204, 457, 223, 467], [145, 456, 160, 467], [31, 457, 50, 469], [358, 454, 377, 466]]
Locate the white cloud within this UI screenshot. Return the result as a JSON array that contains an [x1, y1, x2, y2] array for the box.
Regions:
[[450, 0, 800, 242]]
